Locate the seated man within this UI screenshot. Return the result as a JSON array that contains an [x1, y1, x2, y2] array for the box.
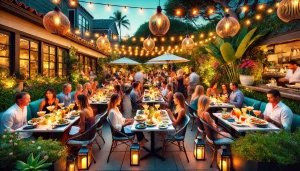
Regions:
[[130, 82, 143, 111], [160, 81, 168, 98], [259, 89, 293, 132], [224, 82, 244, 108], [0, 92, 32, 138], [58, 83, 72, 107]]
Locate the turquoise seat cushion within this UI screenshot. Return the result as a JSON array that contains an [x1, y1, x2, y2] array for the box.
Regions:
[[0, 112, 4, 121], [260, 102, 267, 113], [26, 105, 32, 121], [29, 98, 43, 118], [292, 114, 300, 132], [56, 92, 63, 103], [70, 91, 75, 100]]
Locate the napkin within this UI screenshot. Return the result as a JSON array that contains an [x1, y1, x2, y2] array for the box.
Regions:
[[69, 126, 80, 135], [124, 125, 132, 134]]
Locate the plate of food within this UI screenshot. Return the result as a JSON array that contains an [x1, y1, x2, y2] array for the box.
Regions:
[[71, 110, 80, 116], [221, 113, 233, 120], [54, 119, 70, 127], [248, 117, 268, 127], [145, 120, 156, 127], [138, 110, 144, 114], [159, 124, 168, 129], [135, 123, 146, 129], [232, 122, 249, 127], [286, 84, 300, 89], [28, 118, 41, 125], [160, 119, 171, 125], [160, 110, 168, 117], [134, 115, 146, 121]]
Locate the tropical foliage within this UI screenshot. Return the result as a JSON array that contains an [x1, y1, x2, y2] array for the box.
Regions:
[[110, 10, 130, 40], [15, 153, 52, 171]]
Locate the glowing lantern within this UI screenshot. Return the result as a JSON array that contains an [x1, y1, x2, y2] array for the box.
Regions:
[[182, 35, 194, 50], [216, 14, 240, 38], [96, 34, 110, 50], [277, 0, 300, 22], [43, 7, 70, 35], [149, 6, 170, 36], [217, 146, 231, 171], [78, 147, 92, 170], [143, 36, 155, 51], [194, 136, 205, 160]]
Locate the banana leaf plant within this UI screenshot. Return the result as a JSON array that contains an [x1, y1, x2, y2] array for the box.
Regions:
[[205, 27, 270, 82]]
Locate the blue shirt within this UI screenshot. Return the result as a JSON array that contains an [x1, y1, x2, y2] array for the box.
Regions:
[[229, 89, 244, 108], [190, 97, 199, 111]]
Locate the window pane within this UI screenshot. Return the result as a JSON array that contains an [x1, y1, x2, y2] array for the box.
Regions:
[[20, 59, 29, 77], [43, 61, 49, 69], [58, 63, 63, 69], [30, 42, 38, 51], [0, 33, 9, 45], [49, 62, 55, 69], [20, 39, 29, 49], [0, 45, 9, 56], [58, 56, 62, 63], [20, 49, 29, 59], [30, 51, 38, 60], [30, 61, 38, 78], [0, 57, 9, 77], [43, 54, 49, 61], [50, 70, 55, 77], [43, 45, 49, 54], [50, 55, 55, 62], [50, 47, 55, 55], [58, 48, 62, 56]]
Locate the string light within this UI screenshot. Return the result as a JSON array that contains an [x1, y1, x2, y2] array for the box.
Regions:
[[225, 8, 229, 13], [258, 4, 265, 10], [192, 9, 198, 15], [255, 14, 262, 20], [208, 8, 214, 14], [242, 6, 248, 12], [176, 9, 181, 16], [245, 19, 251, 25], [267, 8, 274, 14]]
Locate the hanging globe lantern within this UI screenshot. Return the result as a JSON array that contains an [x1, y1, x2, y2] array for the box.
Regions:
[[149, 6, 170, 36], [216, 14, 240, 38], [277, 0, 300, 22], [143, 36, 155, 51], [182, 35, 194, 50], [43, 7, 70, 35], [96, 34, 110, 50]]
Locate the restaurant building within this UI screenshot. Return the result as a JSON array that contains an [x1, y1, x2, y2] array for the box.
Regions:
[[0, 0, 118, 78]]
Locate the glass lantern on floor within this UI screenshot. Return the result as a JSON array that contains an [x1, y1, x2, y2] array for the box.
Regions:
[[78, 146, 92, 170], [66, 155, 76, 171], [130, 142, 140, 166], [194, 136, 205, 160], [217, 146, 231, 171]]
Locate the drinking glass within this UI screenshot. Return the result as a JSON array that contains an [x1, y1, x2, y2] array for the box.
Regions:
[[253, 110, 261, 118], [69, 103, 75, 110], [246, 106, 254, 115], [46, 105, 55, 114], [142, 104, 149, 110], [222, 108, 227, 114], [155, 104, 160, 110], [234, 108, 242, 120], [241, 108, 247, 115], [58, 103, 64, 109]]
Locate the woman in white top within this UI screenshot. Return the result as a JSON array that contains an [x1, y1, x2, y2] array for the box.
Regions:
[[108, 94, 147, 145]]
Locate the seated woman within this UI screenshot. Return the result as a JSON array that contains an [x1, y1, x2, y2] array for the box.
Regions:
[[74, 84, 83, 102], [166, 92, 186, 129], [197, 96, 232, 140], [206, 81, 220, 97], [162, 84, 174, 109], [39, 88, 59, 114], [220, 83, 231, 99], [83, 82, 94, 98], [190, 85, 204, 110], [108, 94, 148, 146]]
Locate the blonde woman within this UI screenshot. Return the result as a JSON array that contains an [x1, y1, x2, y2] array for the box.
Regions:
[[74, 84, 83, 102], [197, 96, 232, 139], [175, 69, 185, 95], [190, 85, 204, 110], [83, 82, 94, 98]]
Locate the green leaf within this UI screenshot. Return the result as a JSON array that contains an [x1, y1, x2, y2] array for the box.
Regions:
[[235, 27, 257, 58], [36, 158, 47, 166], [205, 42, 223, 63], [246, 29, 270, 49], [35, 163, 52, 169], [32, 154, 41, 167], [220, 43, 236, 63], [235, 27, 248, 49], [27, 153, 34, 166], [16, 161, 28, 169], [216, 37, 224, 48]]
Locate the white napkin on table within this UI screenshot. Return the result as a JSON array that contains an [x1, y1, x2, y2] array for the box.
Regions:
[[124, 125, 132, 134]]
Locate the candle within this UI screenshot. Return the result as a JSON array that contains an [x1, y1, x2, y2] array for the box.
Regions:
[[69, 164, 74, 171], [81, 157, 87, 168], [197, 148, 202, 159], [132, 154, 138, 165]]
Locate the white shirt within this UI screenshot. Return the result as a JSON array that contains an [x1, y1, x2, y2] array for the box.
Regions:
[[161, 87, 168, 97], [0, 104, 32, 138], [189, 72, 200, 86], [134, 72, 144, 83], [285, 67, 300, 83], [108, 108, 125, 131], [263, 101, 293, 132]]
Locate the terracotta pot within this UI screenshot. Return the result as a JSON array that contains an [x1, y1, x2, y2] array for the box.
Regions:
[[239, 75, 254, 86]]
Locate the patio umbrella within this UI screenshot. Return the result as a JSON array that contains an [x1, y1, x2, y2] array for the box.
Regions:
[[144, 61, 167, 65], [109, 57, 140, 65], [148, 53, 190, 63]]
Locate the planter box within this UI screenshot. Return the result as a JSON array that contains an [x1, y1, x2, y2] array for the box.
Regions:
[[232, 154, 300, 171]]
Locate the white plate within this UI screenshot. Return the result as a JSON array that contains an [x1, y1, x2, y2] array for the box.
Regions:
[[134, 115, 145, 121], [159, 124, 168, 129], [160, 120, 171, 125], [286, 84, 300, 89]]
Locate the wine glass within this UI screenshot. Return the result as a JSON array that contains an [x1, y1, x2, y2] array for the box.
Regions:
[[155, 104, 160, 110], [37, 111, 46, 117], [142, 104, 149, 110], [222, 108, 227, 114], [253, 110, 261, 118], [246, 106, 254, 115], [58, 103, 64, 109], [241, 108, 247, 115], [69, 103, 75, 111]]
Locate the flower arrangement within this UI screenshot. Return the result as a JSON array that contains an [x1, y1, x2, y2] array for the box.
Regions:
[[0, 130, 67, 169], [237, 58, 258, 75]]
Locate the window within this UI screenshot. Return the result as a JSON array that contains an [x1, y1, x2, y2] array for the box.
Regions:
[[43, 44, 56, 77], [58, 48, 67, 77], [78, 14, 89, 37], [68, 10, 75, 28], [0, 32, 10, 77], [20, 38, 39, 78], [84, 56, 90, 74]]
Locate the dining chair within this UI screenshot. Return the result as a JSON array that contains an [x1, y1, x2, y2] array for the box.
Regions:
[[65, 116, 101, 164], [162, 115, 190, 162], [198, 116, 235, 168], [106, 117, 135, 162], [194, 114, 206, 141], [185, 101, 196, 131], [94, 109, 108, 150]]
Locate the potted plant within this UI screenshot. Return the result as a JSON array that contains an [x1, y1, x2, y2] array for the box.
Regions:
[[231, 130, 300, 171], [14, 71, 26, 92], [236, 58, 258, 86]]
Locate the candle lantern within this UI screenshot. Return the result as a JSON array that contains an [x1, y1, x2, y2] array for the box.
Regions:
[[217, 146, 231, 171], [194, 136, 205, 160], [66, 155, 76, 171], [130, 142, 140, 166], [78, 146, 92, 170]]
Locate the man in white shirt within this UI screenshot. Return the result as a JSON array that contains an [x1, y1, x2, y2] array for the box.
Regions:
[[160, 81, 168, 97], [0, 92, 32, 138], [188, 68, 200, 101], [279, 60, 300, 84], [260, 89, 293, 132]]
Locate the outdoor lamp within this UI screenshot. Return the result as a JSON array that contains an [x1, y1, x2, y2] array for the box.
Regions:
[[66, 155, 76, 171], [217, 146, 231, 171], [149, 6, 170, 36], [194, 136, 205, 160], [130, 142, 140, 166], [43, 7, 70, 35], [182, 35, 194, 50], [216, 14, 240, 38], [78, 146, 92, 170], [143, 36, 155, 51], [277, 0, 300, 22], [96, 34, 110, 50]]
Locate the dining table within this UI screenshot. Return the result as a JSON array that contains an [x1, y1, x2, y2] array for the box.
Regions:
[[131, 110, 175, 161], [213, 112, 280, 136]]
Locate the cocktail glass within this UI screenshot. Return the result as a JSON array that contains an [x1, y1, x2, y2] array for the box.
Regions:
[[234, 108, 242, 121], [246, 106, 254, 115], [69, 103, 75, 110], [58, 103, 64, 109], [222, 108, 227, 114], [241, 108, 247, 115], [46, 105, 56, 114], [253, 110, 261, 118], [155, 104, 160, 110], [37, 111, 46, 117], [142, 104, 149, 110]]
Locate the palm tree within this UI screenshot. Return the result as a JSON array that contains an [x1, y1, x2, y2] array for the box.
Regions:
[[109, 10, 130, 41]]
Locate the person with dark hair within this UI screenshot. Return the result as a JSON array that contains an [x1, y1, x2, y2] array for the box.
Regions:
[[220, 84, 231, 99], [224, 82, 244, 108], [160, 81, 168, 97], [0, 92, 31, 138], [206, 81, 220, 97], [130, 82, 143, 111], [258, 89, 293, 131], [188, 68, 200, 101], [279, 60, 300, 83], [39, 88, 59, 113], [108, 94, 147, 146], [166, 92, 186, 128]]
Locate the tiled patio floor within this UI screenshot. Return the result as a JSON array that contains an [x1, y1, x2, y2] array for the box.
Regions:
[[87, 95, 219, 171]]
